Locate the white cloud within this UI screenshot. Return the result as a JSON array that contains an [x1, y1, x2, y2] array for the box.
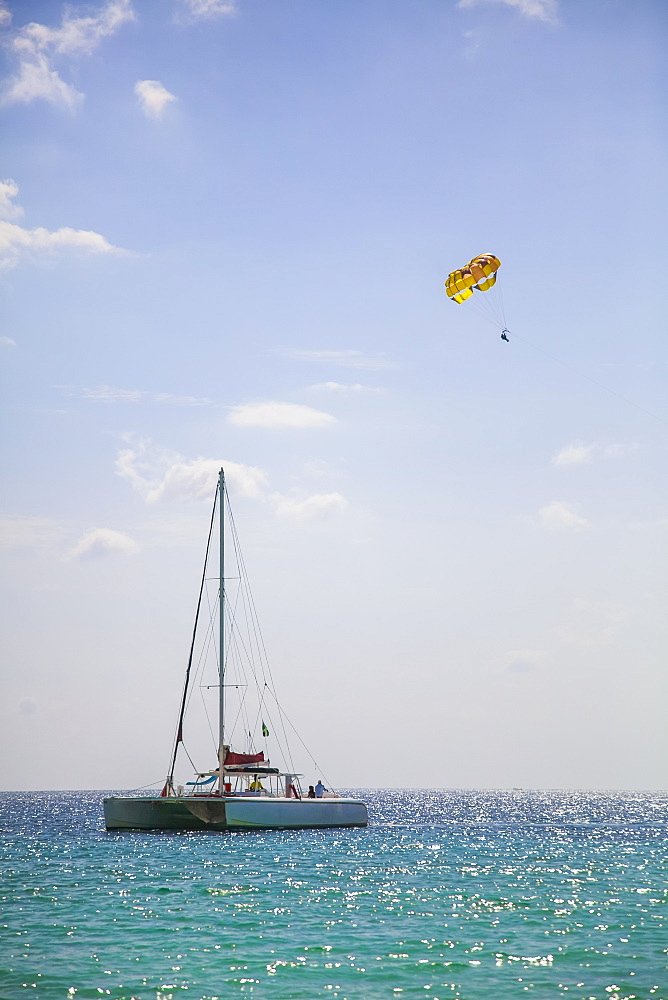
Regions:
[[179, 0, 237, 18], [2, 52, 81, 108], [228, 401, 336, 430], [500, 648, 546, 676], [145, 459, 225, 504], [114, 438, 345, 518], [115, 440, 267, 504], [552, 441, 641, 467], [147, 459, 266, 504], [69, 527, 139, 559], [115, 439, 155, 493], [272, 492, 348, 521], [1, 0, 135, 108], [1, 335, 16, 346], [0, 182, 123, 268], [539, 501, 588, 530], [0, 4, 11, 28], [0, 179, 23, 221], [308, 381, 379, 393], [457, 0, 558, 23], [215, 462, 268, 499], [552, 443, 595, 467], [0, 219, 122, 269], [0, 518, 140, 561], [285, 349, 398, 371], [134, 79, 177, 120]]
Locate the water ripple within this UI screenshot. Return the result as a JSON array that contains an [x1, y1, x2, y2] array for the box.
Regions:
[[0, 790, 666, 999]]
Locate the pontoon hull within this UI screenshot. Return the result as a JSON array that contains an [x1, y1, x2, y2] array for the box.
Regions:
[[103, 795, 368, 831]]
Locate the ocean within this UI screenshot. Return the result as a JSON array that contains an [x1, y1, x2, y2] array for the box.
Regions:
[[0, 789, 666, 1000]]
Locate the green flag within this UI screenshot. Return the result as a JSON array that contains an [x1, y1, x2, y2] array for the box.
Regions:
[[262, 721, 269, 738]]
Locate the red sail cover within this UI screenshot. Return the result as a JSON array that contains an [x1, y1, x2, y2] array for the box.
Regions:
[[225, 751, 265, 765]]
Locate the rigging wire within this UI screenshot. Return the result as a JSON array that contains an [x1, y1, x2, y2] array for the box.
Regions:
[[180, 741, 199, 774], [173, 476, 329, 788], [164, 480, 219, 791], [262, 684, 335, 793], [223, 486, 296, 772], [225, 490, 297, 773], [176, 578, 219, 764]]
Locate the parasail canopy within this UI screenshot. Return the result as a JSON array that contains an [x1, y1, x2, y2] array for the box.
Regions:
[[445, 253, 501, 304]]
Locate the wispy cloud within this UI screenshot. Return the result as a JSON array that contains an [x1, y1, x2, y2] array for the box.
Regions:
[[600, 443, 641, 460], [0, 514, 64, 549], [228, 401, 336, 430], [152, 392, 210, 406], [554, 597, 631, 649], [272, 492, 348, 521], [69, 527, 139, 559], [539, 501, 588, 530], [134, 79, 176, 120], [55, 384, 210, 405], [0, 181, 123, 269], [57, 384, 143, 402], [629, 517, 668, 531], [1, 0, 135, 108], [1, 335, 16, 347], [307, 381, 380, 393], [284, 349, 398, 371], [457, 0, 558, 23], [115, 439, 267, 504], [178, 0, 237, 18]]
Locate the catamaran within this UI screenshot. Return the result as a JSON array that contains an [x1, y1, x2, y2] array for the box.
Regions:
[[103, 468, 368, 831]]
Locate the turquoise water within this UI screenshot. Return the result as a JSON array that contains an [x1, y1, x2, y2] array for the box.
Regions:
[[1, 790, 666, 1000]]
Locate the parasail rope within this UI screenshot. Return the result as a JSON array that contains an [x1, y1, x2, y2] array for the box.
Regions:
[[510, 330, 668, 427]]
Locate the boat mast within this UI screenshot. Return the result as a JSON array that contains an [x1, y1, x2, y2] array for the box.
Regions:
[[218, 466, 226, 792]]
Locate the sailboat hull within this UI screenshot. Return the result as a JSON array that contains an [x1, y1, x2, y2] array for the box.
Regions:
[[103, 796, 368, 831]]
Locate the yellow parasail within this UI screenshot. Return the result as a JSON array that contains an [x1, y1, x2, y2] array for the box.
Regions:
[[445, 253, 501, 304]]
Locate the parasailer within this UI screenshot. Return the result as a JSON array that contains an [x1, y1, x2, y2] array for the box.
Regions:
[[445, 253, 509, 340], [444, 255, 667, 427]]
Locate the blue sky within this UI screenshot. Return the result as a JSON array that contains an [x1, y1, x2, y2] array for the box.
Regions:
[[1, 0, 666, 791]]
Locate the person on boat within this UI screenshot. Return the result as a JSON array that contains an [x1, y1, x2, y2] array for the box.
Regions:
[[315, 780, 327, 798], [307, 785, 316, 798], [249, 777, 264, 792]]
